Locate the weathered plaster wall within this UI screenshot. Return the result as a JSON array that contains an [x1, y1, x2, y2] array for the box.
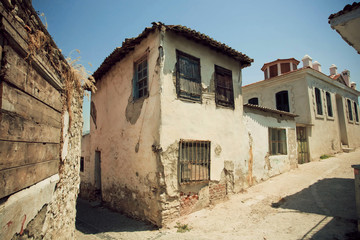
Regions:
[[243, 72, 311, 125], [80, 133, 95, 199], [158, 30, 251, 220], [306, 73, 360, 159], [89, 30, 162, 225], [243, 110, 297, 184]]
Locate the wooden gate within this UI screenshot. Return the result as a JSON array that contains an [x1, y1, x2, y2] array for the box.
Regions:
[[297, 127, 309, 164]]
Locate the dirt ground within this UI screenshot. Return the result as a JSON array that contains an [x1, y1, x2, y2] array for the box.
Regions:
[[76, 149, 360, 240]]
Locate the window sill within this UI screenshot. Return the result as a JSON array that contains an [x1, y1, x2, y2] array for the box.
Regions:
[[177, 96, 202, 104], [315, 114, 325, 120], [180, 180, 210, 185], [356, 121, 360, 125], [133, 93, 149, 103], [326, 115, 335, 121]]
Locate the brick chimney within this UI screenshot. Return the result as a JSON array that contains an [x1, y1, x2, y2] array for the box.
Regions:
[[302, 55, 312, 68], [313, 61, 321, 72], [329, 64, 337, 76], [341, 70, 350, 86]]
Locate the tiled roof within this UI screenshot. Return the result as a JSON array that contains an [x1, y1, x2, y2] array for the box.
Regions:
[[244, 104, 298, 118], [93, 22, 253, 81], [330, 74, 341, 80], [329, 2, 360, 20]]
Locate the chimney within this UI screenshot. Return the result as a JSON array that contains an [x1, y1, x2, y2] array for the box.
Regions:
[[351, 82, 356, 90], [313, 61, 321, 72], [329, 64, 337, 76], [302, 55, 312, 68], [341, 70, 350, 87]]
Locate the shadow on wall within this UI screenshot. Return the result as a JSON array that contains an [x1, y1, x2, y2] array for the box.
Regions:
[[75, 198, 158, 235], [271, 178, 358, 239]]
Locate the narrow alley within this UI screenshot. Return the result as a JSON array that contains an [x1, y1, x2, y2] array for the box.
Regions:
[[75, 149, 360, 240]]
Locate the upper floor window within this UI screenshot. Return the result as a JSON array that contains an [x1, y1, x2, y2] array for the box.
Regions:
[[248, 97, 259, 105], [276, 91, 289, 112], [80, 157, 84, 172], [176, 50, 201, 102], [215, 65, 234, 108], [326, 92, 333, 117], [354, 102, 359, 122], [134, 58, 148, 99], [347, 99, 353, 121], [269, 64, 278, 78], [315, 88, 323, 115]]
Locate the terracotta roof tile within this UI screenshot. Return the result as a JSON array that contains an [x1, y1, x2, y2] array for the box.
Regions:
[[329, 2, 360, 21], [93, 22, 253, 81], [244, 104, 298, 118]]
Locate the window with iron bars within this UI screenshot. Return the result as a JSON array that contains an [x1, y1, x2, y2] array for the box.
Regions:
[[179, 140, 210, 183], [269, 128, 287, 155], [215, 65, 234, 108], [176, 50, 202, 102]]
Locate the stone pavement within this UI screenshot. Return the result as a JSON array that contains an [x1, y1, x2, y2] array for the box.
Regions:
[[76, 150, 360, 240]]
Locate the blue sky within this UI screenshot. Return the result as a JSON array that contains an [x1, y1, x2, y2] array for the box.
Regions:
[[33, 0, 360, 133]]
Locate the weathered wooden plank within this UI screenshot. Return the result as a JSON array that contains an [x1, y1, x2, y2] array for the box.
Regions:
[[1, 81, 61, 128], [0, 159, 59, 199], [0, 16, 63, 91], [0, 109, 60, 143], [2, 45, 63, 112], [0, 141, 59, 171]]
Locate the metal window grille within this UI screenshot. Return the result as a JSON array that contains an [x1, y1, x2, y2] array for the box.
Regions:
[[135, 58, 148, 99], [326, 92, 333, 117], [315, 88, 323, 115], [179, 140, 210, 183], [269, 128, 287, 155], [176, 50, 201, 102], [215, 65, 234, 108], [347, 99, 353, 121]]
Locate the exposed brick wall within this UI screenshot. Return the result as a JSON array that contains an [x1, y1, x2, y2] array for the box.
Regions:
[[209, 182, 227, 204], [180, 192, 199, 216]]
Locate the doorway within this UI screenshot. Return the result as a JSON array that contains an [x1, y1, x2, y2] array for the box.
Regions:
[[297, 127, 309, 164], [94, 150, 102, 199], [335, 94, 348, 146]]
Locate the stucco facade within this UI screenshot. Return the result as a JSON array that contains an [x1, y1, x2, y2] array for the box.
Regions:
[[81, 23, 299, 226], [243, 57, 360, 162]]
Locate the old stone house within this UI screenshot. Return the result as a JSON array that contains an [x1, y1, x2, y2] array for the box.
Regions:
[[0, 1, 87, 239], [243, 55, 360, 163], [81, 22, 298, 226]]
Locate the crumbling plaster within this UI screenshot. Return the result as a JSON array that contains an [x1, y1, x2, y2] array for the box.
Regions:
[[89, 30, 163, 225], [159, 30, 251, 202]]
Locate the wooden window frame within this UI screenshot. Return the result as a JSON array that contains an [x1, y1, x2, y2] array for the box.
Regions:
[[215, 65, 234, 109], [178, 139, 210, 183], [176, 50, 202, 102], [269, 128, 287, 155], [133, 57, 148, 100]]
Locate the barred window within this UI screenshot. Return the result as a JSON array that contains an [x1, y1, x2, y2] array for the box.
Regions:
[[315, 88, 323, 115], [269, 128, 287, 155], [215, 65, 234, 108], [134, 58, 148, 99], [176, 50, 201, 102], [179, 140, 210, 183]]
